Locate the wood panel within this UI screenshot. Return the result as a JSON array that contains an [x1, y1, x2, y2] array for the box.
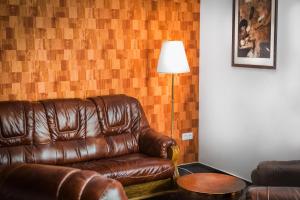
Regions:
[[0, 0, 199, 163]]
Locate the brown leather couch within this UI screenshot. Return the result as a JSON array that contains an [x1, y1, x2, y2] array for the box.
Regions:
[[0, 95, 178, 200], [247, 160, 300, 200]]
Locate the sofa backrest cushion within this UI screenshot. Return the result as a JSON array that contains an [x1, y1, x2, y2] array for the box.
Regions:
[[89, 96, 143, 157], [40, 99, 86, 142], [90, 96, 140, 135], [0, 95, 149, 166], [0, 101, 33, 147]]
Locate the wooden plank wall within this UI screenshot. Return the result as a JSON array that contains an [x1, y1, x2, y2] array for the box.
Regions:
[[0, 0, 199, 163]]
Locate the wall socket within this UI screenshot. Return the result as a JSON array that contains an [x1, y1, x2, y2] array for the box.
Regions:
[[182, 132, 193, 140]]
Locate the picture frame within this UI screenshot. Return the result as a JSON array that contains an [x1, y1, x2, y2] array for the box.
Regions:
[[232, 0, 277, 69]]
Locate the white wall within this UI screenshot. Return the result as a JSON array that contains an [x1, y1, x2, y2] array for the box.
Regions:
[[200, 0, 300, 181]]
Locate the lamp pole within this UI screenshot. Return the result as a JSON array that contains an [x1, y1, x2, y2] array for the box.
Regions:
[[171, 74, 175, 139]]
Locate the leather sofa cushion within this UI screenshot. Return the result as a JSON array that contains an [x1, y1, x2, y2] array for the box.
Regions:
[[41, 99, 86, 142], [0, 136, 138, 166], [0, 101, 33, 147], [65, 153, 174, 186]]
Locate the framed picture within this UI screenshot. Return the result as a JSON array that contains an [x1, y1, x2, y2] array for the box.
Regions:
[[232, 0, 277, 69]]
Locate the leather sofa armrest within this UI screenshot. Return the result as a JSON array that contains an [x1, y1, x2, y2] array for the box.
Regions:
[[251, 160, 300, 187], [247, 186, 300, 200], [139, 129, 177, 159], [0, 164, 128, 200], [139, 129, 180, 178]]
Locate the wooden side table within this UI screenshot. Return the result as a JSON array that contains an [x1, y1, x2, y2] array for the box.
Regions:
[[177, 173, 246, 199]]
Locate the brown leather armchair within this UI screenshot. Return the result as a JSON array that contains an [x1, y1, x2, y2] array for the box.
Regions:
[[247, 160, 300, 200], [0, 164, 127, 200], [0, 95, 179, 199]]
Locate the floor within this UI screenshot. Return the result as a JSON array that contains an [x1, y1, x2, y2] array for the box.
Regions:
[[178, 162, 226, 176], [148, 163, 249, 200]]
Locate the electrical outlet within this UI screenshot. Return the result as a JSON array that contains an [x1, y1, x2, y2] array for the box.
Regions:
[[182, 132, 193, 140]]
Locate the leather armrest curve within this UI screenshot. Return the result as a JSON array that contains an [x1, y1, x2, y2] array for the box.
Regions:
[[139, 129, 176, 159], [0, 164, 128, 200], [251, 160, 300, 187]]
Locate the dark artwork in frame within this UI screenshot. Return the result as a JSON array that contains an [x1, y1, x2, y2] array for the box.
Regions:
[[232, 0, 277, 69]]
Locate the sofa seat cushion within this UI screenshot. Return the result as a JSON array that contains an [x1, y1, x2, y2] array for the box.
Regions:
[[65, 153, 175, 186]]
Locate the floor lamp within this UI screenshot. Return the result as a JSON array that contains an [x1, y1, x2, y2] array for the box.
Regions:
[[157, 41, 190, 139]]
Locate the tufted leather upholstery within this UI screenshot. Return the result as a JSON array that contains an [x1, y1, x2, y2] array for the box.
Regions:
[[0, 95, 176, 187], [0, 164, 127, 200]]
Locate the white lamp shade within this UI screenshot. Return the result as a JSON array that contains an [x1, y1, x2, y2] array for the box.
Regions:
[[157, 41, 190, 74]]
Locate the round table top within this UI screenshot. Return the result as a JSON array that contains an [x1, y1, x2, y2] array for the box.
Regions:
[[177, 173, 246, 195]]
